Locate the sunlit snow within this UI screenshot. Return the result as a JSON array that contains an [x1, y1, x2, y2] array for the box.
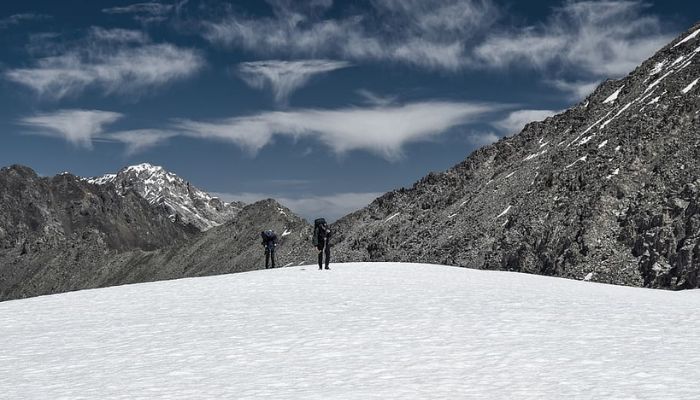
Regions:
[[681, 78, 699, 94], [495, 205, 511, 219], [1, 263, 700, 399], [602, 86, 624, 104], [673, 28, 700, 48], [384, 212, 400, 222]]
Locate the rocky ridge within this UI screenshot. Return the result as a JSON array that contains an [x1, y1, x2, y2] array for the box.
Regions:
[[332, 23, 700, 289], [88, 163, 244, 231], [0, 164, 314, 300], [0, 165, 194, 299]]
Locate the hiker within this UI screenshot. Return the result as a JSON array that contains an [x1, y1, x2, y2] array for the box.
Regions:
[[312, 218, 331, 270], [261, 229, 278, 269]]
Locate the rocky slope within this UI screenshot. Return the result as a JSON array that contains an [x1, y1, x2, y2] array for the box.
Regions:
[[88, 163, 244, 231], [332, 23, 700, 289], [100, 199, 316, 286], [0, 165, 193, 300], [0, 164, 314, 301]]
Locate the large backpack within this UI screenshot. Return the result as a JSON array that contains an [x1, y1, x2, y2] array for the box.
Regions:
[[261, 230, 276, 243], [312, 218, 328, 246]]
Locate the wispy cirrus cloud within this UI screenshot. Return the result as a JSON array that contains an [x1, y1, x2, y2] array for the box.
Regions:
[[87, 27, 149, 44], [237, 59, 351, 104], [5, 28, 203, 99], [201, 0, 675, 99], [493, 109, 560, 135], [19, 109, 123, 148], [102, 1, 186, 24], [176, 101, 499, 160], [17, 101, 501, 158], [355, 89, 398, 107], [203, 0, 499, 71], [108, 129, 177, 155], [547, 79, 601, 101], [0, 13, 51, 29], [467, 131, 500, 147], [18, 109, 176, 154], [473, 1, 674, 99]]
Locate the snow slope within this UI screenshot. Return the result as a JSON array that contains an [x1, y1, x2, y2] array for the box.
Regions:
[[2, 263, 699, 399]]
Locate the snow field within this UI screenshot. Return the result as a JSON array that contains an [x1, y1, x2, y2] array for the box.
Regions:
[[1, 263, 700, 399]]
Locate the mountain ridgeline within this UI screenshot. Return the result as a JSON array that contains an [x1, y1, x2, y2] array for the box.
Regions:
[[1, 23, 699, 300], [0, 164, 315, 301], [333, 22, 700, 289], [87, 163, 245, 231]]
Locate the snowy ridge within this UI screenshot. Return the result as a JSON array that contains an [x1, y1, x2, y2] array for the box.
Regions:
[[87, 163, 243, 231], [1, 263, 699, 399]]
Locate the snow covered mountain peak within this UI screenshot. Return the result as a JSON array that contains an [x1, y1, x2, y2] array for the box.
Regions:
[[123, 163, 164, 174], [88, 163, 243, 231]]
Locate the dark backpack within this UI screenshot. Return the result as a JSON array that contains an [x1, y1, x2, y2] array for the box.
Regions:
[[261, 230, 276, 244], [312, 218, 329, 246]]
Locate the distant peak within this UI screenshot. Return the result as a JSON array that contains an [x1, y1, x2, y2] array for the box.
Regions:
[[122, 163, 165, 174]]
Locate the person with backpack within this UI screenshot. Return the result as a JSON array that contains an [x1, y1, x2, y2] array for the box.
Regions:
[[261, 229, 278, 269], [312, 218, 331, 270]]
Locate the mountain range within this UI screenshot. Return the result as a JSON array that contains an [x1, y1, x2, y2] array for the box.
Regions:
[[86, 163, 244, 231], [1, 22, 699, 301]]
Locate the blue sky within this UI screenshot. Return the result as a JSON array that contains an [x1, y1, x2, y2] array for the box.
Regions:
[[0, 0, 698, 221]]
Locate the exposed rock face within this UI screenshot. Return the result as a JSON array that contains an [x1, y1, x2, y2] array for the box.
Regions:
[[0, 165, 193, 300], [103, 199, 316, 286], [0, 166, 313, 301], [88, 163, 244, 231], [332, 23, 700, 289]]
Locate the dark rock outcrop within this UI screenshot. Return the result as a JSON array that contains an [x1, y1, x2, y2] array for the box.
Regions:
[[332, 22, 700, 289]]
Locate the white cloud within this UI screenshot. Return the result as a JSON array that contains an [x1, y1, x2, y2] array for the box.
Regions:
[[237, 59, 351, 104], [5, 41, 204, 99], [473, 1, 674, 78], [176, 101, 498, 160], [19, 109, 123, 148], [468, 131, 500, 147], [0, 13, 51, 29], [108, 129, 176, 155], [102, 2, 177, 23], [356, 89, 398, 106], [493, 109, 560, 135], [548, 79, 602, 101], [213, 191, 383, 222], [202, 0, 498, 71], [87, 27, 149, 44]]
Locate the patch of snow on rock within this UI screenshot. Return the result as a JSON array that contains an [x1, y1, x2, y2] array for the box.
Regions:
[[384, 212, 400, 222], [495, 205, 511, 219], [681, 78, 699, 94], [603, 86, 624, 104], [673, 28, 700, 48]]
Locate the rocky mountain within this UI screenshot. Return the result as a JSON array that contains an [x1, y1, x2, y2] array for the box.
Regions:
[[0, 165, 194, 299], [3, 24, 700, 300], [100, 199, 316, 286], [332, 23, 700, 290], [87, 163, 244, 231], [0, 164, 313, 301]]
